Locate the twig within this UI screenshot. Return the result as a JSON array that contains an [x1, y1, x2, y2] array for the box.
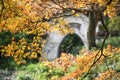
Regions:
[[31, 10, 77, 23], [81, 12, 109, 80], [104, 58, 113, 75]]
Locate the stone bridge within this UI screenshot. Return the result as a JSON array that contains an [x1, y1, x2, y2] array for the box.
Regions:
[[42, 14, 99, 60]]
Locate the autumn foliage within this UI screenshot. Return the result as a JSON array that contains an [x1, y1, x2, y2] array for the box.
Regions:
[[0, 0, 119, 64], [0, 0, 73, 64], [42, 45, 120, 80], [0, 0, 120, 80]]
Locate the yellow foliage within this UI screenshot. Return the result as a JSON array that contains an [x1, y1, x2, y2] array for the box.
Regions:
[[43, 45, 120, 79], [0, 0, 118, 65], [95, 69, 118, 80]]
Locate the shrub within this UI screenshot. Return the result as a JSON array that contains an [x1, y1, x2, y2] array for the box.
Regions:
[[17, 45, 120, 80], [108, 16, 120, 30]]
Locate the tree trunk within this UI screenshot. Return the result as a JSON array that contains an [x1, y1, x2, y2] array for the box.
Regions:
[[87, 11, 97, 50]]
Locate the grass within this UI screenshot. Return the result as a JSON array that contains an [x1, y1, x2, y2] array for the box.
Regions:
[[97, 36, 120, 48], [17, 63, 65, 80], [105, 36, 120, 47]]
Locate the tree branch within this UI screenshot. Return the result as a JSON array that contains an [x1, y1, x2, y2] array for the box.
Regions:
[[31, 0, 114, 23], [31, 10, 77, 23], [101, 0, 113, 12], [81, 12, 109, 80]]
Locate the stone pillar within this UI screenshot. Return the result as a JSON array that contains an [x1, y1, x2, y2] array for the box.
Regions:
[[42, 31, 64, 60]]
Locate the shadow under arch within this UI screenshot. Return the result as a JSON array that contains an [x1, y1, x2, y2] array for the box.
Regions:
[[58, 33, 84, 57]]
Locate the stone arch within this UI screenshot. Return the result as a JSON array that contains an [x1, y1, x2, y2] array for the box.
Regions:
[[42, 14, 89, 60]]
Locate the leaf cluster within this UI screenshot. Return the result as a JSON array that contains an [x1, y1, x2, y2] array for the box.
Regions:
[[43, 45, 120, 79], [16, 45, 120, 80]]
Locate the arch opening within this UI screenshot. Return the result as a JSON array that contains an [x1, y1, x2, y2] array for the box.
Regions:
[[58, 33, 84, 56]]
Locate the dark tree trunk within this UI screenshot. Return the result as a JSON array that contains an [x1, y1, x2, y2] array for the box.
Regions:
[[87, 11, 97, 50]]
